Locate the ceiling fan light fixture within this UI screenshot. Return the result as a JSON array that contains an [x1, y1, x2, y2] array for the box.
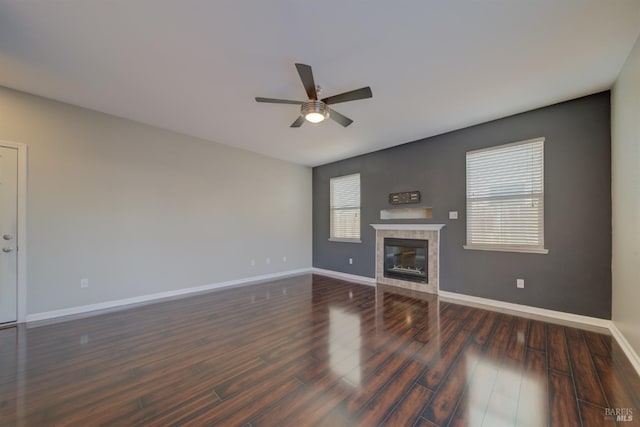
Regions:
[[302, 100, 329, 123]]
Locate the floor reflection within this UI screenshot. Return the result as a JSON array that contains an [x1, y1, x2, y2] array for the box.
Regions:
[[375, 284, 440, 350], [329, 306, 362, 386], [465, 352, 545, 427], [1, 275, 637, 426]]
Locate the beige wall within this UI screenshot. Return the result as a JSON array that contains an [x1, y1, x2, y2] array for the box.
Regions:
[[612, 34, 640, 354], [0, 86, 312, 315]]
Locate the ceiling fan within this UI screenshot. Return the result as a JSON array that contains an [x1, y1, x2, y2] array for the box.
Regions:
[[255, 63, 372, 128]]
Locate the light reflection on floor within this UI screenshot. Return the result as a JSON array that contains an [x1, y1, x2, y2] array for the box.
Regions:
[[465, 352, 545, 427], [329, 306, 362, 386]]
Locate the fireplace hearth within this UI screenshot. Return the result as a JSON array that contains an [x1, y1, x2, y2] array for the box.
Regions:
[[384, 238, 428, 283]]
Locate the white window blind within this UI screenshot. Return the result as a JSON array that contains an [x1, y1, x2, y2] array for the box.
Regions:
[[465, 138, 548, 254], [330, 173, 361, 242]]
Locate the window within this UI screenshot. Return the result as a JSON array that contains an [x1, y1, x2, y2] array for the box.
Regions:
[[330, 173, 361, 242], [465, 137, 548, 254]]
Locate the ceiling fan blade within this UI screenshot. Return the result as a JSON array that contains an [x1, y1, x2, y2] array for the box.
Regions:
[[329, 109, 353, 127], [290, 116, 305, 128], [295, 63, 317, 100], [255, 97, 303, 105], [321, 87, 372, 105]]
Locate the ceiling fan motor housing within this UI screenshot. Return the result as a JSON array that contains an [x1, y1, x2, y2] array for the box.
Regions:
[[301, 100, 330, 123]]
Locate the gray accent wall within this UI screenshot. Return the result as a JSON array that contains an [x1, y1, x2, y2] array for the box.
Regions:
[[313, 92, 611, 319]]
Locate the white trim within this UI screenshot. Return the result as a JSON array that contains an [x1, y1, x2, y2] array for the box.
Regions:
[[438, 290, 610, 330], [315, 270, 640, 376], [25, 268, 312, 323], [330, 173, 361, 242], [328, 238, 362, 243], [439, 289, 640, 377], [437, 234, 441, 293], [463, 245, 549, 254], [609, 323, 640, 377], [312, 268, 376, 286], [466, 137, 546, 252], [0, 140, 27, 324], [370, 223, 446, 231]]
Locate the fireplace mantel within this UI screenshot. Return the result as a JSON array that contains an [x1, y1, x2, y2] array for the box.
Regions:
[[370, 224, 446, 231], [371, 223, 446, 294]]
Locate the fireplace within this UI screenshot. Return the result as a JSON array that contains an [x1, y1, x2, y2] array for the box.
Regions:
[[384, 238, 428, 283], [371, 224, 445, 294]]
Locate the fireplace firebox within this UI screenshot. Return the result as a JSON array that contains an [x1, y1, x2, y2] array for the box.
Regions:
[[383, 238, 428, 283]]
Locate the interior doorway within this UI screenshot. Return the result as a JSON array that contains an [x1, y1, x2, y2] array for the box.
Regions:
[[0, 141, 26, 324]]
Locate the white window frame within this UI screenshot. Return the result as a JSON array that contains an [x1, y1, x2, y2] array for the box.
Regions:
[[329, 173, 361, 243], [464, 137, 548, 254]]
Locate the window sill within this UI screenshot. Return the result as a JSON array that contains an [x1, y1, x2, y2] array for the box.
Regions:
[[329, 238, 362, 244], [463, 245, 549, 254]]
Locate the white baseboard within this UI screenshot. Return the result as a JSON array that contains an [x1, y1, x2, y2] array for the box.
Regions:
[[609, 323, 640, 377], [23, 266, 640, 378], [26, 268, 312, 324], [308, 273, 640, 377], [439, 290, 640, 377], [312, 268, 376, 286], [438, 290, 611, 330]]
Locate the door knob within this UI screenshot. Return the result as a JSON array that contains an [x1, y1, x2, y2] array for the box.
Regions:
[[2, 234, 12, 241], [2, 247, 13, 253]]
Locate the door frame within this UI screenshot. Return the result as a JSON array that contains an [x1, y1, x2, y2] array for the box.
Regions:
[[0, 140, 27, 324]]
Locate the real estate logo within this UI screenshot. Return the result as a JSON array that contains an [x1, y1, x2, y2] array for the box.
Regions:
[[604, 408, 633, 422]]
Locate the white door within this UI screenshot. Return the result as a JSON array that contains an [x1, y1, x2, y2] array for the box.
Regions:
[[0, 146, 18, 324]]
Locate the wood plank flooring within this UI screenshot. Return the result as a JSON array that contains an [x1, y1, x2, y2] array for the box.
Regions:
[[0, 274, 639, 426]]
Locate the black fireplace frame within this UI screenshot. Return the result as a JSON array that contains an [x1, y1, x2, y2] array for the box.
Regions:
[[383, 237, 428, 283]]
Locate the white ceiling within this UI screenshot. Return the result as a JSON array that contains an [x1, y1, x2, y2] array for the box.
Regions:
[[1, 1, 639, 167]]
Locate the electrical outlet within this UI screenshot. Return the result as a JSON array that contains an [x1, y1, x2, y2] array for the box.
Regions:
[[266, 257, 271, 265], [517, 279, 524, 289], [449, 211, 459, 219], [282, 256, 287, 263], [80, 278, 89, 289], [250, 259, 255, 267], [349, 258, 353, 265]]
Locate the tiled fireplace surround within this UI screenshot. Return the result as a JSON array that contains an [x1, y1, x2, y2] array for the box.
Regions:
[[371, 224, 446, 294]]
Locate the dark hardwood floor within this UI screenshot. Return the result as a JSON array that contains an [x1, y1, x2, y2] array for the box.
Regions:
[[1, 274, 639, 426]]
